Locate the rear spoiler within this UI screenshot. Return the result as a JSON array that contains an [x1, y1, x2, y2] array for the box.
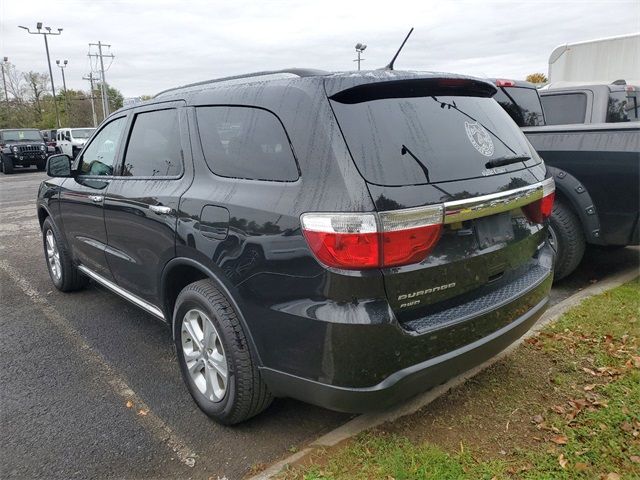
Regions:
[[329, 78, 497, 104]]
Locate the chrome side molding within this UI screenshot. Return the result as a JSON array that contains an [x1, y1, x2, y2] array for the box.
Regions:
[[77, 265, 166, 321]]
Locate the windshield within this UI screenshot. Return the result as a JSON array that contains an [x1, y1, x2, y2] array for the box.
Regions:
[[331, 95, 534, 186], [71, 128, 95, 139], [1, 130, 43, 142]]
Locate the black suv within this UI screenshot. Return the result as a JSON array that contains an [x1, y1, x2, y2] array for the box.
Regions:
[[1, 128, 49, 174], [37, 69, 555, 424]]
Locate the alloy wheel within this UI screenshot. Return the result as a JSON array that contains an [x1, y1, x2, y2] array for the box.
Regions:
[[45, 229, 62, 282], [181, 308, 228, 402]]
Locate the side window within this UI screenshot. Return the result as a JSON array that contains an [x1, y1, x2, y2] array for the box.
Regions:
[[606, 91, 635, 123], [121, 109, 182, 177], [540, 93, 587, 125], [195, 106, 299, 181], [77, 117, 127, 176]]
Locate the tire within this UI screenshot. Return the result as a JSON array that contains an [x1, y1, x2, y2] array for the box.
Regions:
[[42, 217, 88, 292], [548, 199, 586, 281], [174, 279, 272, 424], [2, 156, 14, 174]]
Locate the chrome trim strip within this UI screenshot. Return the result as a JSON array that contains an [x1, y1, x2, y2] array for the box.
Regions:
[[442, 182, 544, 224], [78, 265, 165, 320]]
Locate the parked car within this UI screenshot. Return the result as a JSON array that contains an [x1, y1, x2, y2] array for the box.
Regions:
[[491, 79, 640, 279], [56, 127, 96, 158], [0, 128, 51, 174], [41, 129, 60, 155], [38, 69, 555, 424]]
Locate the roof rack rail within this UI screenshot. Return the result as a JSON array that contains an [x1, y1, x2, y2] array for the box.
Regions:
[[154, 68, 328, 98]]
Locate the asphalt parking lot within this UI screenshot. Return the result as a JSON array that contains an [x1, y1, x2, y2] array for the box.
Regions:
[[1, 170, 638, 480]]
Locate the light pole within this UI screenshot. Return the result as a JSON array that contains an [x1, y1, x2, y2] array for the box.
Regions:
[[354, 43, 367, 71], [56, 59, 70, 124], [18, 22, 63, 128], [1, 57, 8, 108]]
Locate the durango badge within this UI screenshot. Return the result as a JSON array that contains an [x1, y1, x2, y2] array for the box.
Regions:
[[465, 121, 494, 157]]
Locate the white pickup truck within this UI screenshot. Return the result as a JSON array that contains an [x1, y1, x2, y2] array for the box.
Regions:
[[56, 128, 95, 158]]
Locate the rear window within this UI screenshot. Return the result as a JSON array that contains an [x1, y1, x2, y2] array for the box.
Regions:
[[493, 86, 545, 126], [331, 95, 534, 186], [540, 93, 587, 125], [196, 106, 299, 182], [607, 90, 639, 122]]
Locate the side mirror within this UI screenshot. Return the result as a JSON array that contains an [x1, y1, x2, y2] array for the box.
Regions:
[[46, 154, 73, 177]]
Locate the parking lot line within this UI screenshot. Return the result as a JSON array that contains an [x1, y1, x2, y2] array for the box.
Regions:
[[0, 259, 199, 468]]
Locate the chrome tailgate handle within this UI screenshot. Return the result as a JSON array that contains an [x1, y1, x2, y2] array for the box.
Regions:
[[149, 205, 172, 215], [88, 195, 104, 203]]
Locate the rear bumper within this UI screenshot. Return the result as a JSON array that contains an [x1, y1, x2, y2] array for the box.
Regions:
[[261, 293, 549, 413]]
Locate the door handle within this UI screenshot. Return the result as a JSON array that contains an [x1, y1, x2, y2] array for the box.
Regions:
[[88, 195, 104, 203], [149, 205, 172, 215]]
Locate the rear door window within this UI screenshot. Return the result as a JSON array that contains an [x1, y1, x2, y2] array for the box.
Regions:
[[121, 109, 182, 177], [493, 87, 545, 126], [540, 93, 587, 125], [331, 94, 534, 186], [195, 106, 299, 181]]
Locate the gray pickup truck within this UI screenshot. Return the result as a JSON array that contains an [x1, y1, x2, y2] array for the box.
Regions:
[[491, 79, 639, 280]]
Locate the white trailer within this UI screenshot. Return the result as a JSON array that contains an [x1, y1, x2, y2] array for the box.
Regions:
[[547, 33, 639, 87]]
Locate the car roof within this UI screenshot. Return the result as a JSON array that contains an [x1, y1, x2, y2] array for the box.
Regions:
[[110, 68, 494, 115], [155, 68, 494, 96], [1, 128, 40, 132]]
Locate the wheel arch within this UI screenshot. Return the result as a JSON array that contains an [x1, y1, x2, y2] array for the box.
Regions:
[[37, 204, 53, 230], [160, 257, 264, 366], [548, 166, 604, 245]]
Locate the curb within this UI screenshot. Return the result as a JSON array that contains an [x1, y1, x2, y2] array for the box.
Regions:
[[248, 267, 639, 480]]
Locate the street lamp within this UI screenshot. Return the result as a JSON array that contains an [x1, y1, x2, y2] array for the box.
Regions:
[[1, 57, 9, 108], [18, 23, 64, 127], [354, 43, 367, 71], [56, 59, 70, 123]]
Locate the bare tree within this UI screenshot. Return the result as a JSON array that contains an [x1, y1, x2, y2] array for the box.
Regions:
[[4, 62, 27, 103], [24, 71, 50, 119]]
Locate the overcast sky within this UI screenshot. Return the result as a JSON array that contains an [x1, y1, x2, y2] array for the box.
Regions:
[[1, 0, 638, 97]]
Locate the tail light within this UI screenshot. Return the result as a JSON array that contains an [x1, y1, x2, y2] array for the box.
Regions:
[[301, 205, 443, 270], [522, 177, 555, 224], [496, 79, 516, 87]]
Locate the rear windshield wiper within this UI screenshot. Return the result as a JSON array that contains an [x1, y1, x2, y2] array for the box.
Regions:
[[401, 144, 430, 183], [485, 154, 531, 169]]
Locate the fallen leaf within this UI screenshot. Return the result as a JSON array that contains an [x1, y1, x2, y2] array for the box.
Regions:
[[551, 405, 566, 414], [583, 384, 596, 391], [620, 422, 633, 432], [551, 435, 568, 445], [630, 455, 640, 464], [602, 474, 620, 480], [532, 414, 544, 424], [137, 409, 148, 416], [575, 462, 589, 471], [125, 400, 133, 408], [558, 453, 568, 469]]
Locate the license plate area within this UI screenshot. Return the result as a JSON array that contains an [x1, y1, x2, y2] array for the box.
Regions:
[[474, 212, 514, 249]]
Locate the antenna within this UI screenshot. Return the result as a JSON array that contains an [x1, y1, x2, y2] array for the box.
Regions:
[[383, 27, 414, 70]]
